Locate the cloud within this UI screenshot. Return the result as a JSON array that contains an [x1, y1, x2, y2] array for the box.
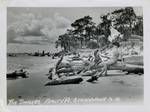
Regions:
[[54, 13, 71, 29], [7, 28, 17, 43], [7, 12, 71, 44]]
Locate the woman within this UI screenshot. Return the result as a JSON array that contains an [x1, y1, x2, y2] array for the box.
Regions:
[[81, 49, 102, 73], [87, 42, 121, 82]]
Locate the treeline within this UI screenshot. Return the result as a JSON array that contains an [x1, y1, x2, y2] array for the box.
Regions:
[[55, 7, 143, 51]]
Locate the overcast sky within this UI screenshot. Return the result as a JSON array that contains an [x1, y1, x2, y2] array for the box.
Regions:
[[7, 7, 143, 45]]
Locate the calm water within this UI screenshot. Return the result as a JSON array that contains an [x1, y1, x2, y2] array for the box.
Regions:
[[7, 43, 61, 53]]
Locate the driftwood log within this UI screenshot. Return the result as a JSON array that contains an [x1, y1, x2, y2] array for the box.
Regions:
[[53, 55, 143, 78], [56, 68, 74, 74], [123, 56, 143, 66], [57, 61, 143, 75], [123, 66, 143, 74], [45, 77, 83, 86], [7, 71, 28, 79]]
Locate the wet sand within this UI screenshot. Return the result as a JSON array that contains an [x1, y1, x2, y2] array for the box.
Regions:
[[7, 56, 143, 105]]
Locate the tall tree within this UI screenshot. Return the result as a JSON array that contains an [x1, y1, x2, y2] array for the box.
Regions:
[[71, 16, 96, 46], [132, 16, 143, 36], [96, 14, 111, 45], [112, 7, 136, 40]]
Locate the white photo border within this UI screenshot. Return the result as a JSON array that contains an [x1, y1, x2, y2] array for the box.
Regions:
[[0, 0, 150, 112]]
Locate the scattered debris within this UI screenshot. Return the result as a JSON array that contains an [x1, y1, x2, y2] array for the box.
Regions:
[[7, 69, 29, 79]]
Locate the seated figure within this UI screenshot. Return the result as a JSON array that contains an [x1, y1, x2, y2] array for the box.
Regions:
[[87, 42, 123, 82]]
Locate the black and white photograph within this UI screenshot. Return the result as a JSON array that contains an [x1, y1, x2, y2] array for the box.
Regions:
[[7, 7, 143, 105]]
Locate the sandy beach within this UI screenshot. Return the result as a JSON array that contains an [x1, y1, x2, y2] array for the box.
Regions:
[[7, 54, 143, 105], [7, 6, 144, 105]]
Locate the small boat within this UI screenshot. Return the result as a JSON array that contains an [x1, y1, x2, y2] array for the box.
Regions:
[[45, 76, 83, 86]]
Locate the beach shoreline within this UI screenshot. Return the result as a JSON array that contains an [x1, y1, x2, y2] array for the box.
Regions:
[[7, 53, 143, 105]]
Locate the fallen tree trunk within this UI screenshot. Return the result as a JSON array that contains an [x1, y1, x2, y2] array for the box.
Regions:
[[80, 70, 97, 76], [7, 72, 28, 78], [56, 61, 143, 75], [54, 55, 144, 77], [56, 68, 74, 74], [123, 66, 144, 74], [56, 63, 72, 69], [45, 77, 83, 86], [123, 55, 143, 66]]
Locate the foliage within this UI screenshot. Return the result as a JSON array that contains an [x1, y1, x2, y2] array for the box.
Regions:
[[111, 7, 139, 40], [132, 16, 143, 36], [71, 16, 96, 46], [87, 40, 99, 49], [56, 7, 143, 51]]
